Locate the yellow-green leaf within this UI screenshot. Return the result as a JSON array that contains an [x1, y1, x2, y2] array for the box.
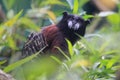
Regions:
[[73, 0, 79, 14], [4, 46, 46, 72], [47, 11, 56, 22], [66, 39, 74, 57], [4, 10, 23, 27], [7, 37, 16, 49]]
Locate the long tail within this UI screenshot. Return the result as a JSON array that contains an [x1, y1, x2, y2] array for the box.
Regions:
[[22, 32, 48, 58]]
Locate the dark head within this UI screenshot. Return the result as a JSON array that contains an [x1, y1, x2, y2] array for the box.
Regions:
[[58, 12, 90, 31], [57, 12, 90, 45]]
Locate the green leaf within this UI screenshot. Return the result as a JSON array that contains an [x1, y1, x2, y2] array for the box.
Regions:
[[0, 60, 7, 65], [4, 10, 23, 27], [66, 39, 74, 57], [3, 46, 46, 73], [83, 15, 94, 20], [51, 56, 62, 64], [40, 0, 64, 6], [107, 13, 120, 24], [56, 47, 71, 61], [7, 37, 16, 49], [73, 0, 79, 14], [106, 57, 118, 69], [0, 27, 5, 35], [3, 0, 16, 10]]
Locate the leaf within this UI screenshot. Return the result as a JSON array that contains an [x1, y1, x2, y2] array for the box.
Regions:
[[83, 15, 94, 20], [51, 56, 62, 64], [3, 46, 46, 73], [40, 0, 64, 6], [7, 37, 16, 49], [56, 47, 71, 61], [71, 59, 90, 68], [20, 17, 39, 31], [0, 60, 7, 65], [73, 0, 79, 14], [47, 11, 56, 22], [106, 57, 119, 69], [66, 0, 73, 9], [3, 0, 16, 10], [107, 13, 120, 24], [0, 27, 5, 35], [4, 10, 23, 27], [66, 39, 74, 57], [4, 54, 37, 72]]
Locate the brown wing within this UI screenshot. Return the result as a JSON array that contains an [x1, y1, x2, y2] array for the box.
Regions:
[[22, 32, 48, 58]]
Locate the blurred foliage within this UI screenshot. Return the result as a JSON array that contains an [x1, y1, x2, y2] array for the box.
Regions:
[[0, 0, 120, 80]]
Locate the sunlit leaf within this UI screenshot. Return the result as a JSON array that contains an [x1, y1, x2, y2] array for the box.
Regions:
[[71, 59, 90, 68], [107, 13, 120, 24], [73, 0, 78, 14], [66, 39, 74, 57], [99, 60, 108, 68], [83, 15, 94, 20], [4, 10, 23, 27], [106, 57, 119, 69], [47, 11, 56, 22], [7, 37, 16, 49], [40, 0, 64, 6], [0, 27, 5, 35]]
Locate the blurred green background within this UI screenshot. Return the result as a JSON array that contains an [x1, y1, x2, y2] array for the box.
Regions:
[[0, 0, 120, 80]]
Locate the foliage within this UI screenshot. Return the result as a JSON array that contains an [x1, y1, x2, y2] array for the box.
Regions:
[[0, 0, 120, 80]]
